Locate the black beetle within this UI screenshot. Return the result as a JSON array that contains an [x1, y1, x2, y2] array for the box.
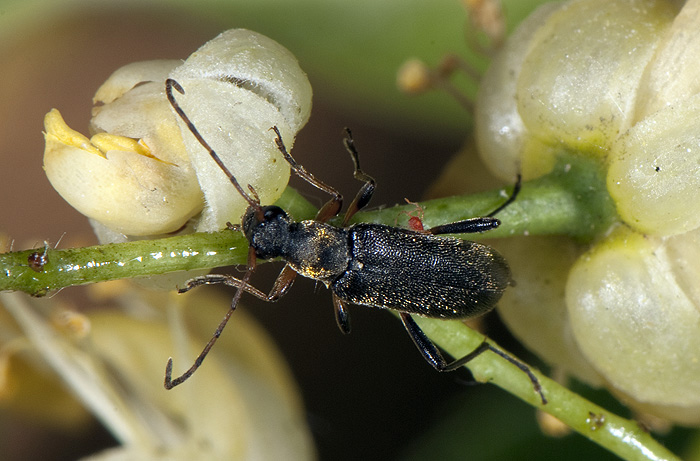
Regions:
[[163, 78, 545, 405]]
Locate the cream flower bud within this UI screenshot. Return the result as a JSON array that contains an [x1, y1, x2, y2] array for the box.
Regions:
[[477, 0, 700, 424], [474, 2, 560, 180], [43, 29, 312, 237], [495, 236, 604, 388], [168, 29, 311, 232], [607, 1, 700, 236], [44, 107, 202, 236], [477, 0, 675, 181], [92, 60, 183, 105], [608, 94, 700, 236], [566, 227, 700, 424], [514, 0, 672, 155]]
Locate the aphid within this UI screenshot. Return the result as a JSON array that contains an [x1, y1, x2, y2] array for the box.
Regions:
[[164, 78, 546, 404]]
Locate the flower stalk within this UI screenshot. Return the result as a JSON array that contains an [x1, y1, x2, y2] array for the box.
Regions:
[[3, 152, 682, 459], [2, 154, 610, 296], [413, 315, 681, 461]]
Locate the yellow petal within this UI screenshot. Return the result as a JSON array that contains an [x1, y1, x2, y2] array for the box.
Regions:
[[44, 109, 203, 236], [44, 109, 104, 158], [90, 133, 155, 160]]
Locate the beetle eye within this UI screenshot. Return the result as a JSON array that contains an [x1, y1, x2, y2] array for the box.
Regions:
[[262, 206, 287, 222]]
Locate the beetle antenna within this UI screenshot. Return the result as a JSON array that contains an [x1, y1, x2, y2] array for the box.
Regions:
[[247, 184, 261, 204], [165, 78, 261, 211]]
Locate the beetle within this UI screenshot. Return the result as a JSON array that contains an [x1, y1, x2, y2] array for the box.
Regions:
[[163, 78, 546, 404]]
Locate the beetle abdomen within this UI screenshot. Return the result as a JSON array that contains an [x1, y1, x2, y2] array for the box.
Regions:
[[332, 223, 511, 319]]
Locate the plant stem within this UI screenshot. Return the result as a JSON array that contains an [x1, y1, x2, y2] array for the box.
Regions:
[[412, 315, 680, 461], [0, 156, 612, 296], [0, 156, 681, 459], [354, 153, 617, 241]]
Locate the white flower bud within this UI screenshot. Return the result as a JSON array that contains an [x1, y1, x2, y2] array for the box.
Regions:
[[475, 2, 560, 180], [566, 227, 700, 421], [608, 93, 700, 236], [44, 29, 312, 238], [514, 0, 672, 155], [496, 236, 604, 387], [480, 0, 700, 423]]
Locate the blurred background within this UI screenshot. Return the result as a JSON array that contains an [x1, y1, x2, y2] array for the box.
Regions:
[[0, 0, 693, 459]]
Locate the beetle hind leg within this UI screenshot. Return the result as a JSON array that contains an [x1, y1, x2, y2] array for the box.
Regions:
[[399, 313, 546, 404]]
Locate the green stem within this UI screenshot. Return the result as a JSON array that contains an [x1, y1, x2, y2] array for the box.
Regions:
[[411, 315, 680, 461], [0, 155, 612, 296], [0, 156, 679, 459], [354, 153, 617, 241], [0, 188, 317, 297]]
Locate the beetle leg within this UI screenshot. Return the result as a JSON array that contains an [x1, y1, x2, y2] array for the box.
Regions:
[[166, 269, 256, 389], [487, 174, 521, 217], [271, 126, 344, 223], [333, 294, 352, 334], [341, 128, 377, 226], [426, 174, 522, 235], [179, 265, 297, 303], [426, 216, 501, 235], [399, 313, 547, 404], [169, 263, 298, 389], [267, 264, 298, 301], [178, 273, 269, 300], [399, 313, 450, 369]]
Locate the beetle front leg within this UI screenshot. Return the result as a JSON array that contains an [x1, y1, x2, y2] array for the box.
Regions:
[[267, 264, 297, 301], [341, 128, 377, 226], [178, 273, 270, 300], [271, 126, 343, 223], [425, 175, 522, 235]]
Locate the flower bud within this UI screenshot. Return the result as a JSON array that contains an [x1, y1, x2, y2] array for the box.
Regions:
[[44, 29, 312, 238], [566, 226, 700, 422], [476, 0, 700, 423]]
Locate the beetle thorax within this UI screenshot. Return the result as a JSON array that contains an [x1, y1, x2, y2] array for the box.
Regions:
[[285, 221, 350, 284]]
